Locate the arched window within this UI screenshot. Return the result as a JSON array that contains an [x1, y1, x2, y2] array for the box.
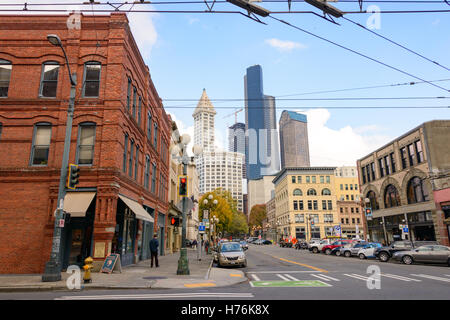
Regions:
[[293, 189, 302, 196], [307, 188, 317, 196], [39, 61, 59, 97], [30, 122, 52, 166], [76, 122, 96, 165], [321, 188, 331, 196], [384, 184, 401, 208], [83, 61, 101, 97], [407, 177, 429, 204], [366, 191, 379, 210]]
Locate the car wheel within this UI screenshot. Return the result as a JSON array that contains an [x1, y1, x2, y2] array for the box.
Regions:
[[402, 255, 413, 265], [344, 251, 351, 258], [359, 253, 366, 260], [379, 252, 390, 262], [448, 258, 450, 267], [335, 250, 341, 256], [242, 260, 247, 268], [313, 247, 319, 253], [325, 249, 331, 255]]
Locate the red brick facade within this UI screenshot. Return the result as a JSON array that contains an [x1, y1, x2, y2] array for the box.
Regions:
[[0, 13, 170, 273]]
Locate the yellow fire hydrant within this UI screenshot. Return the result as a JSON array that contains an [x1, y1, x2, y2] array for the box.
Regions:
[[83, 256, 93, 283]]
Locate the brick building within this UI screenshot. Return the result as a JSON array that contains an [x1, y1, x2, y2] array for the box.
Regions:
[[0, 13, 171, 273]]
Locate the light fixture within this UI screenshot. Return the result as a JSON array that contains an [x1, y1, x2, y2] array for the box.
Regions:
[[226, 0, 270, 17], [181, 133, 191, 145], [47, 34, 62, 47], [192, 145, 203, 156]]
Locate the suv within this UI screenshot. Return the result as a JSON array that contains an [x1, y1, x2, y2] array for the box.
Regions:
[[309, 239, 333, 253], [337, 242, 368, 257], [374, 240, 438, 262], [321, 240, 353, 255]]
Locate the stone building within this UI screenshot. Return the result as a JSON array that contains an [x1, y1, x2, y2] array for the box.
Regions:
[[0, 13, 171, 273], [357, 120, 450, 246]]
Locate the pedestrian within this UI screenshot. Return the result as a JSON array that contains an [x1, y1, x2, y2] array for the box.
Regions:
[[149, 234, 159, 268], [205, 239, 209, 254], [192, 239, 197, 249]]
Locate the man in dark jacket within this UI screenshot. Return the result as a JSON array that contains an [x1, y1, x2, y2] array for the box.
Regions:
[[149, 234, 159, 268]]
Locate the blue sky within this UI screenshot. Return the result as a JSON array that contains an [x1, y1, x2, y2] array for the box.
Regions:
[[6, 1, 449, 165]]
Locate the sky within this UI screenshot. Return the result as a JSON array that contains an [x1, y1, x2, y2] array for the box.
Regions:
[[4, 0, 449, 167]]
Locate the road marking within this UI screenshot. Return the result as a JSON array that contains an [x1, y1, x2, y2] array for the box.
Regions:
[[56, 292, 254, 300], [250, 280, 331, 288], [274, 257, 328, 273], [251, 274, 261, 281], [249, 270, 322, 274], [276, 274, 291, 281], [343, 273, 371, 281], [229, 273, 243, 277], [381, 273, 421, 282], [312, 274, 340, 282], [284, 274, 300, 281], [184, 283, 217, 288], [410, 274, 450, 283]]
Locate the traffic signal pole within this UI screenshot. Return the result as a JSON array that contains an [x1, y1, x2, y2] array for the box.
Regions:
[[42, 74, 77, 282], [177, 153, 190, 275]]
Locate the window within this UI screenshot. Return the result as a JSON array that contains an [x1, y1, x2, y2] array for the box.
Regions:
[[83, 62, 101, 97], [351, 207, 354, 213], [357, 218, 360, 224], [30, 123, 52, 166], [123, 133, 128, 172], [415, 140, 424, 163], [306, 176, 310, 183], [355, 184, 358, 190], [293, 188, 302, 196], [370, 163, 376, 181], [299, 200, 304, 210], [39, 62, 59, 97], [350, 184, 353, 190], [322, 200, 327, 210], [320, 176, 324, 183], [153, 122, 158, 147], [144, 155, 150, 189], [378, 158, 385, 177], [407, 177, 429, 204], [367, 190, 379, 210], [345, 184, 348, 190], [311, 214, 319, 224], [0, 59, 12, 97], [340, 207, 343, 213], [292, 176, 296, 183], [324, 214, 333, 223], [308, 200, 312, 210], [129, 140, 134, 177], [407, 143, 415, 166], [322, 188, 331, 196], [384, 184, 401, 208], [295, 214, 304, 223], [341, 218, 345, 224], [132, 86, 137, 119], [313, 200, 318, 210], [312, 176, 316, 183], [340, 184, 343, 190], [147, 112, 152, 141], [361, 167, 367, 184], [327, 200, 332, 210], [297, 176, 302, 183], [135, 145, 139, 180], [390, 152, 396, 173], [293, 201, 298, 211], [126, 78, 131, 112], [326, 176, 330, 183], [400, 147, 408, 169], [151, 163, 157, 193], [76, 123, 95, 165], [138, 96, 142, 126], [307, 188, 317, 196]]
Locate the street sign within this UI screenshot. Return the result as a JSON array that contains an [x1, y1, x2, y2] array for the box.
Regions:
[[203, 210, 209, 219], [403, 227, 409, 233], [199, 225, 206, 232]]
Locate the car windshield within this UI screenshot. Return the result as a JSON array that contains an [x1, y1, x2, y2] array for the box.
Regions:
[[221, 243, 243, 252]]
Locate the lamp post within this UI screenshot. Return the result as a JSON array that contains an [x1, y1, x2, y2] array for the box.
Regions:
[[171, 130, 203, 275], [42, 34, 77, 282], [203, 194, 218, 254]]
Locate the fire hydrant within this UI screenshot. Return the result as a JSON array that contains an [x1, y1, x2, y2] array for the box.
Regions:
[[83, 256, 93, 283]]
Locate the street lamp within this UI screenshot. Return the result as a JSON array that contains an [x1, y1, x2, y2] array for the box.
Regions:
[[172, 130, 203, 275], [203, 195, 218, 254], [42, 34, 78, 282]]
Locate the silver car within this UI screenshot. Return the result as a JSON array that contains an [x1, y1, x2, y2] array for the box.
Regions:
[[214, 242, 247, 268], [393, 245, 450, 265]]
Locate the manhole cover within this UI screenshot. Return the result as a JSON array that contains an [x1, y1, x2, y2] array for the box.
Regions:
[[142, 276, 167, 280]]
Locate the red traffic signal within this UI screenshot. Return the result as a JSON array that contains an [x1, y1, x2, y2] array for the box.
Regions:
[[170, 217, 180, 226], [178, 176, 188, 197]]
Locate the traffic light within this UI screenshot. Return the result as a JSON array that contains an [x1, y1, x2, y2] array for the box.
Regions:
[[365, 208, 372, 216], [170, 217, 180, 227], [178, 175, 188, 197], [67, 164, 80, 189]]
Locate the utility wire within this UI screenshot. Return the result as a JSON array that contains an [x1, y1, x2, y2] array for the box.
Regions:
[[343, 17, 450, 72], [268, 15, 449, 93], [162, 105, 449, 109], [163, 96, 449, 101]]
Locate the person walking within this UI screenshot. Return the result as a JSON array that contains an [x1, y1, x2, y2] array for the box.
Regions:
[[205, 239, 209, 254], [149, 234, 159, 268]]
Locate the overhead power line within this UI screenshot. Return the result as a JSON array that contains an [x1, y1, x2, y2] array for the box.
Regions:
[[163, 96, 450, 102], [162, 105, 449, 109]]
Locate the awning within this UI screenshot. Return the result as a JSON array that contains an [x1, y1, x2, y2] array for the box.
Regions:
[[63, 192, 96, 217], [119, 195, 154, 223]]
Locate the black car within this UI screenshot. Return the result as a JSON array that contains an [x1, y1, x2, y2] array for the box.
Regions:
[[295, 241, 308, 250], [374, 240, 438, 262], [279, 239, 292, 248]]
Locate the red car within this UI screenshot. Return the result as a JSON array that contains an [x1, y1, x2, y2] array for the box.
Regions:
[[321, 240, 354, 255]]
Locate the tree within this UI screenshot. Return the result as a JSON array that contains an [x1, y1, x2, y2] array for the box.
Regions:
[[199, 190, 234, 236], [229, 212, 249, 236], [249, 204, 267, 233]]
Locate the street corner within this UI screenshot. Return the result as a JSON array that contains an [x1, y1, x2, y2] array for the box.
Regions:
[[208, 267, 248, 287]]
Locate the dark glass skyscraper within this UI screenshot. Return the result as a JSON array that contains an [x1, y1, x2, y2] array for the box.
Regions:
[[244, 65, 280, 180]]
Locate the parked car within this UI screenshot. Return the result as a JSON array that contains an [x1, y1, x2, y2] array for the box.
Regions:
[[374, 240, 438, 262], [255, 239, 272, 245], [393, 245, 450, 266], [295, 240, 308, 250], [279, 239, 293, 248], [239, 240, 249, 250], [321, 240, 354, 255], [247, 237, 259, 243], [309, 239, 333, 253], [214, 241, 247, 267], [357, 243, 383, 259], [337, 242, 368, 257]]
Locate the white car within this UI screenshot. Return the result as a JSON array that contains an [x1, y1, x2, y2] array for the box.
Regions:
[[357, 243, 383, 259], [309, 239, 333, 253]]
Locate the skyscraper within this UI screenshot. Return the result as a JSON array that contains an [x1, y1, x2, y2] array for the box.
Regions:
[[279, 110, 310, 168], [229, 122, 246, 179], [193, 89, 216, 153], [244, 65, 280, 180]]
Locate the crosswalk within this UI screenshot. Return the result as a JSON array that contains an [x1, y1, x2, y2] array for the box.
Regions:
[[56, 292, 255, 300], [248, 271, 450, 288]]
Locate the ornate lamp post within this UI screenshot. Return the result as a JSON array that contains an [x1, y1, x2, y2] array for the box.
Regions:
[[203, 194, 218, 254]]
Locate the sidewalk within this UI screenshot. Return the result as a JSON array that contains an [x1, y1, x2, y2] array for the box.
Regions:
[[0, 249, 247, 292]]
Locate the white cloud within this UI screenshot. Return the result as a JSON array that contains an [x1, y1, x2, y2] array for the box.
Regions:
[[295, 109, 391, 167], [265, 38, 307, 52], [188, 18, 200, 25]]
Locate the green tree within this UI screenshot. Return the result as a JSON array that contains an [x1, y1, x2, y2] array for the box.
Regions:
[[229, 212, 249, 236], [249, 204, 267, 233]]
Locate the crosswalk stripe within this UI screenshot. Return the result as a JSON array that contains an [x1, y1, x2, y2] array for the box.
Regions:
[[410, 274, 450, 283], [381, 274, 421, 282], [251, 274, 261, 281], [312, 274, 340, 282], [284, 274, 300, 281], [343, 273, 370, 281], [311, 274, 331, 282], [276, 274, 291, 281]]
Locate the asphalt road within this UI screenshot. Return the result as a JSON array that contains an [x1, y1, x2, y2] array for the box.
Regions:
[[1, 244, 449, 300]]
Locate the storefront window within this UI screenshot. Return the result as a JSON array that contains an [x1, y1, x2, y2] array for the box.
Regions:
[[384, 184, 401, 208]]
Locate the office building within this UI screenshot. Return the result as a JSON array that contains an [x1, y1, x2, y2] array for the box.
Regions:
[[279, 110, 310, 168]]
